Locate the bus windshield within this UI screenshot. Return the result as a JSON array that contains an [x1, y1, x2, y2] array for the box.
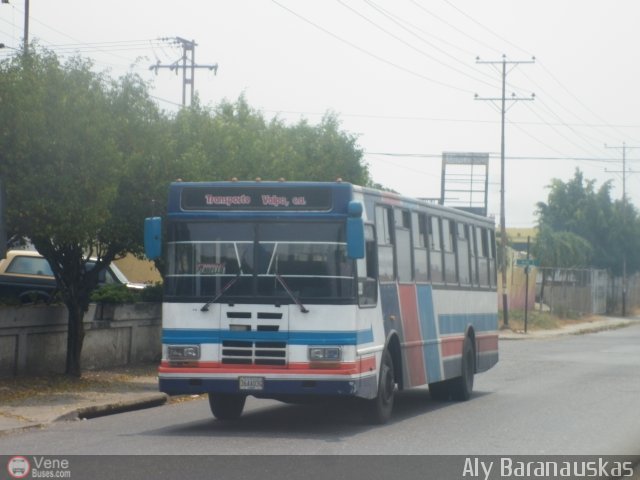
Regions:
[[165, 221, 355, 303]]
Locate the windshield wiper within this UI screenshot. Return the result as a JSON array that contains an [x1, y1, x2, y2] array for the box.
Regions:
[[201, 273, 242, 312], [275, 274, 309, 313]]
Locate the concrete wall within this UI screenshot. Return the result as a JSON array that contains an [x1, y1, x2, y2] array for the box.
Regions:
[[0, 303, 161, 377]]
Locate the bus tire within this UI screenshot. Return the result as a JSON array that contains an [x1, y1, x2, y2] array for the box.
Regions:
[[208, 393, 246, 420], [450, 336, 475, 401], [364, 349, 395, 425]]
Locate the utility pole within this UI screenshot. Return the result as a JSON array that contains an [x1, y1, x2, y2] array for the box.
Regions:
[[23, 0, 28, 55], [1, 0, 28, 54], [605, 142, 638, 316], [150, 37, 218, 107], [475, 54, 535, 328]]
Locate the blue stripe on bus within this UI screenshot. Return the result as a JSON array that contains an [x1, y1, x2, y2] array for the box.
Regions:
[[438, 313, 498, 335], [162, 327, 374, 346], [416, 284, 442, 383]]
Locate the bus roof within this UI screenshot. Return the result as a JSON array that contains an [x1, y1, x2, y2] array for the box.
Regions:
[[166, 180, 494, 227]]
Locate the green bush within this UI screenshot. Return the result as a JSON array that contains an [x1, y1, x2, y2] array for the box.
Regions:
[[139, 282, 163, 302], [0, 295, 21, 306], [90, 284, 139, 304]]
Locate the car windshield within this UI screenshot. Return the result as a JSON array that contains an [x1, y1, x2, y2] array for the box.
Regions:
[[165, 221, 355, 303]]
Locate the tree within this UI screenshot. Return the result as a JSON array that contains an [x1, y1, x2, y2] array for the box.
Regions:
[[166, 96, 371, 186], [0, 49, 167, 376], [532, 225, 593, 305], [0, 49, 374, 377], [535, 168, 640, 274]]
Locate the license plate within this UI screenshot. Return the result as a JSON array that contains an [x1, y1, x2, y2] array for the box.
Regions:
[[239, 376, 264, 391]]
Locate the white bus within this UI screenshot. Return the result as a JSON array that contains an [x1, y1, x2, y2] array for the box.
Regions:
[[145, 180, 498, 424]]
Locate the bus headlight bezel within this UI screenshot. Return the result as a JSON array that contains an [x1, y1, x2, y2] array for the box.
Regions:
[[167, 344, 201, 361], [308, 346, 342, 362]]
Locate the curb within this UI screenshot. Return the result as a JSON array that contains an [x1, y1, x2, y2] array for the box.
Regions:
[[499, 319, 634, 341], [55, 393, 169, 422], [0, 421, 46, 437], [0, 394, 169, 436]]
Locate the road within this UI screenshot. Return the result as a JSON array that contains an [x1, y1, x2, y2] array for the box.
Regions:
[[2, 323, 640, 456]]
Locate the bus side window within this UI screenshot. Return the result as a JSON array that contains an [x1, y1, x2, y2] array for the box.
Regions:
[[442, 219, 457, 284], [375, 205, 395, 281], [428, 216, 443, 283], [358, 224, 378, 306], [457, 223, 471, 285], [394, 208, 412, 283], [470, 226, 479, 286], [477, 226, 490, 287], [412, 212, 428, 282], [488, 229, 497, 287]]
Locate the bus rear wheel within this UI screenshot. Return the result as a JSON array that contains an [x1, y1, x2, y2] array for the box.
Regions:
[[364, 350, 395, 425], [428, 335, 475, 401], [208, 393, 246, 420], [450, 335, 475, 401]]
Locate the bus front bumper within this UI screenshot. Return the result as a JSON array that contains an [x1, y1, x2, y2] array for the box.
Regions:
[[158, 375, 377, 399]]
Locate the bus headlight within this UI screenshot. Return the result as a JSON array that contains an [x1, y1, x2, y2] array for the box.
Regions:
[[308, 346, 342, 362], [167, 345, 201, 361]]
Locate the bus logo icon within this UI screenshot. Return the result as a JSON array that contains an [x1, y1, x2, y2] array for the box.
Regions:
[[7, 456, 30, 479]]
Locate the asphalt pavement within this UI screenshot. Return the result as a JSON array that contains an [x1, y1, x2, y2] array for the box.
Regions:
[[0, 315, 635, 436]]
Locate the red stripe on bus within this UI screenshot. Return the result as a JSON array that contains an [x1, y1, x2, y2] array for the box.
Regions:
[[477, 333, 498, 352], [441, 334, 498, 358], [159, 356, 376, 376], [399, 284, 427, 386], [441, 336, 463, 357]]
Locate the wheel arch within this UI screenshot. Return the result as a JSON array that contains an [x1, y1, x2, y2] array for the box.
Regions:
[[19, 289, 52, 304], [384, 331, 403, 390]]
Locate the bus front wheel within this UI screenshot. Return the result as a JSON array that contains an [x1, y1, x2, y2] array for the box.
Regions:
[[364, 350, 395, 425], [208, 393, 246, 420]]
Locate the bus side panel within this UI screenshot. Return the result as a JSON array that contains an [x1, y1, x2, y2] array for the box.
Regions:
[[378, 283, 498, 388], [433, 289, 499, 380]]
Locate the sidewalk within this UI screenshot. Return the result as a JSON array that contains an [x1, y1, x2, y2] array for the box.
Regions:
[[0, 364, 169, 435], [0, 316, 637, 435]]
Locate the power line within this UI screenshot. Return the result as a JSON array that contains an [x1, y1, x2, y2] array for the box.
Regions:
[[270, 0, 473, 94], [365, 0, 479, 58], [365, 151, 633, 163], [261, 108, 640, 128], [420, 1, 639, 149], [409, 0, 502, 57], [521, 100, 604, 159], [441, 0, 533, 58], [348, 0, 499, 88]]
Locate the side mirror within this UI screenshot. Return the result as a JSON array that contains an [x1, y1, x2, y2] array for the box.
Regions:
[[346, 201, 365, 259], [144, 217, 162, 260]]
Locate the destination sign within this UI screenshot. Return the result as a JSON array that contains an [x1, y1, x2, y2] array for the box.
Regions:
[[181, 186, 333, 211]]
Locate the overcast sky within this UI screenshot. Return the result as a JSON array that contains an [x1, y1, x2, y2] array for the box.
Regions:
[[2, 0, 639, 228]]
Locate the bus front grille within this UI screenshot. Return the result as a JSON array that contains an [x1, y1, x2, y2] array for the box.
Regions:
[[221, 340, 287, 366]]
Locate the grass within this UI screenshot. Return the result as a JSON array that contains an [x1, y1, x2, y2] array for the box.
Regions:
[[500, 309, 600, 332]]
